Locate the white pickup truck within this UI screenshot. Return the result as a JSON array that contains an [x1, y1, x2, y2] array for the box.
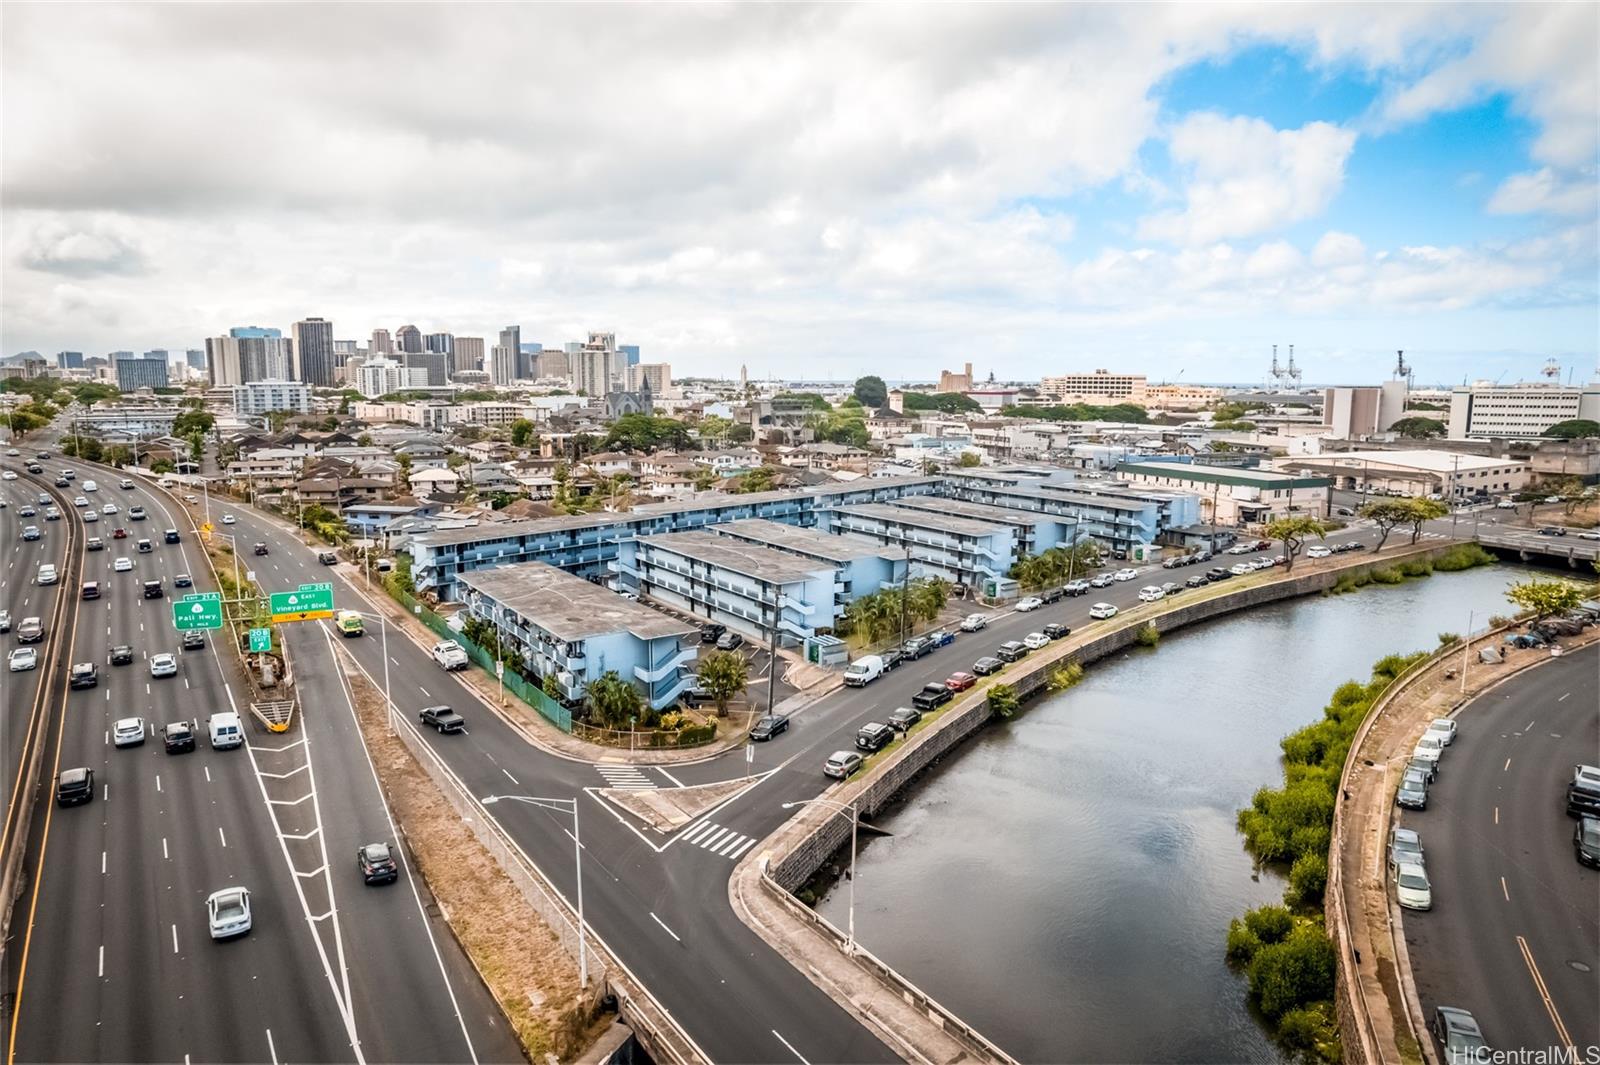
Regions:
[[430, 641, 469, 671]]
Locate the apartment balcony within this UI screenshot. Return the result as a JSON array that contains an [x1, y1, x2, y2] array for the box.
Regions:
[[634, 645, 698, 684]]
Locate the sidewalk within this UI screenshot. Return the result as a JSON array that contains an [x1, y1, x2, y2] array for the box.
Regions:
[[1333, 625, 1600, 1065]]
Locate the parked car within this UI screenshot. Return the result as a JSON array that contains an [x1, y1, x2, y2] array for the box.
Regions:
[[911, 683, 952, 710], [925, 629, 954, 648], [1388, 826, 1424, 877], [715, 631, 744, 652], [1396, 773, 1429, 810], [995, 640, 1028, 663], [879, 648, 904, 671], [419, 706, 465, 733], [1137, 585, 1164, 603], [1064, 579, 1091, 596], [843, 655, 886, 687], [1575, 815, 1600, 868], [972, 656, 1004, 676], [1567, 764, 1600, 817], [1088, 602, 1118, 620], [1394, 862, 1432, 910], [750, 714, 790, 741], [1412, 732, 1445, 770], [1043, 623, 1070, 640], [1430, 1007, 1488, 1059], [1185, 575, 1208, 589], [1423, 717, 1457, 746], [855, 722, 895, 752], [900, 635, 932, 660], [823, 751, 864, 779], [1307, 545, 1332, 559], [1022, 632, 1050, 651], [887, 707, 923, 732], [959, 613, 989, 632], [699, 623, 726, 644], [1206, 567, 1231, 582], [1015, 596, 1043, 612], [1112, 568, 1138, 582], [357, 842, 400, 885], [945, 671, 976, 691], [1090, 574, 1114, 588]]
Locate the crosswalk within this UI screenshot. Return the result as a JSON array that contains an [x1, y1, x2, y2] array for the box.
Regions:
[[678, 819, 757, 861], [595, 763, 657, 790]]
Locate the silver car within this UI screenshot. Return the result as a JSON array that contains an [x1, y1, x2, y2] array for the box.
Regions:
[[206, 887, 252, 939]]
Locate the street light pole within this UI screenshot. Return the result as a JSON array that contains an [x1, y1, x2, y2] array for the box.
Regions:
[[381, 610, 394, 735], [783, 797, 860, 953], [481, 795, 586, 986]]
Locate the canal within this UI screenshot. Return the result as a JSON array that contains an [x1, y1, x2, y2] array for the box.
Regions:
[[816, 563, 1529, 1063]]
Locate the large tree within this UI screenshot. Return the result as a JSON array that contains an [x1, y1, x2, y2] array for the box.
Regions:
[[696, 651, 749, 717], [1543, 419, 1600, 440], [1389, 417, 1446, 439], [1264, 516, 1329, 572], [584, 671, 644, 730], [1357, 500, 1411, 553], [1504, 577, 1591, 623], [853, 375, 888, 408], [509, 418, 535, 447], [1400, 497, 1449, 544]]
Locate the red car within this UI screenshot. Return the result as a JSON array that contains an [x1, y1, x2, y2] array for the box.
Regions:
[[945, 671, 976, 692], [112, 527, 128, 539]]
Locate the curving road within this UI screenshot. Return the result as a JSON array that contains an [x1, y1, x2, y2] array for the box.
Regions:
[[1398, 643, 1599, 1056]]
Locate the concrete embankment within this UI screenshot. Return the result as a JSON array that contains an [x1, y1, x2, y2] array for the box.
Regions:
[[734, 542, 1476, 1064]]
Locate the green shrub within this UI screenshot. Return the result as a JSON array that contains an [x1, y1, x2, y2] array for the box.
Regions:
[[1276, 1002, 1341, 1057], [1248, 922, 1336, 1021], [1134, 622, 1160, 648], [1437, 631, 1461, 648], [1370, 565, 1404, 584], [1288, 852, 1329, 905], [1487, 614, 1513, 628], [1433, 543, 1496, 571], [1243, 904, 1295, 943], [1399, 559, 1433, 578], [1046, 661, 1084, 691], [1226, 921, 1262, 964], [987, 684, 1019, 719]]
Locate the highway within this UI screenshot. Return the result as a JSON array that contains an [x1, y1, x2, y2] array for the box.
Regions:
[[1399, 643, 1599, 1056], [2, 449, 521, 1064], [166, 474, 1401, 1061]]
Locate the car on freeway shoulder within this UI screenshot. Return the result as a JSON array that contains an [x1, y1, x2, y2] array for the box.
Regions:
[[1394, 862, 1431, 910], [823, 750, 863, 780], [750, 714, 790, 741], [1088, 602, 1118, 620], [113, 717, 147, 747], [149, 653, 178, 678], [1430, 1007, 1488, 1059], [9, 647, 39, 672], [1015, 596, 1043, 612], [419, 705, 465, 733], [206, 887, 252, 939], [358, 843, 400, 885]]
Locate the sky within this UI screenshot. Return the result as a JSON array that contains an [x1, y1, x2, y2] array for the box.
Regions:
[[3, 3, 1597, 387]]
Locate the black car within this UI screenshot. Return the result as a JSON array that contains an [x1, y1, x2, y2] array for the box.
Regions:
[[1185, 575, 1208, 588], [901, 635, 931, 660], [163, 529, 180, 544], [1207, 567, 1231, 582], [174, 573, 192, 588], [700, 623, 726, 644], [110, 644, 134, 665], [1575, 816, 1600, 868], [972, 655, 1004, 676], [879, 648, 904, 671], [715, 631, 744, 652], [995, 640, 1029, 663], [419, 705, 465, 733], [143, 579, 164, 599], [69, 662, 98, 689], [1040, 586, 1064, 604], [182, 630, 205, 650], [855, 722, 894, 752], [1043, 622, 1071, 640], [318, 551, 338, 565], [358, 842, 400, 884], [887, 707, 922, 732], [911, 683, 953, 710], [253, 543, 269, 556], [750, 714, 790, 741], [55, 767, 94, 806], [163, 721, 197, 754]]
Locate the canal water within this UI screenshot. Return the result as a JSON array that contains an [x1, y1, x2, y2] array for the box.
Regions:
[[816, 563, 1529, 1064]]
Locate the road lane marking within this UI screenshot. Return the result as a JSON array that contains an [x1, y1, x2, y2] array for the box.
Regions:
[[1517, 935, 1575, 1049], [1501, 877, 1509, 901], [101, 851, 106, 874], [266, 1029, 278, 1065], [1558, 692, 1570, 701], [656, 766, 687, 788], [171, 924, 178, 954], [1494, 806, 1499, 825], [162, 837, 169, 859], [649, 911, 682, 942], [502, 768, 519, 785], [219, 826, 227, 848], [1504, 757, 1512, 771], [98, 945, 104, 978], [156, 775, 162, 793], [204, 766, 211, 783], [1525, 719, 1535, 731], [772, 1029, 812, 1065]]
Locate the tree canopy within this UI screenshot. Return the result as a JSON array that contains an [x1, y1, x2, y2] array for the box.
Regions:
[[901, 391, 982, 414], [1504, 577, 1591, 622], [1000, 402, 1149, 423], [1389, 416, 1446, 439], [696, 651, 749, 717], [602, 413, 692, 452], [171, 408, 214, 438], [853, 376, 888, 408], [1544, 418, 1600, 439], [1264, 516, 1329, 570], [509, 418, 535, 446]]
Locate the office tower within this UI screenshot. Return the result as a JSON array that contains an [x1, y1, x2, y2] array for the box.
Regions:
[[229, 326, 281, 339], [293, 317, 336, 386], [627, 362, 671, 395], [204, 336, 239, 386], [114, 352, 169, 392], [56, 351, 84, 369], [572, 345, 614, 397], [564, 341, 582, 355], [498, 325, 521, 362], [489, 344, 518, 385], [144, 348, 170, 364], [424, 332, 453, 355], [396, 324, 423, 353], [334, 339, 359, 356], [535, 349, 569, 379], [451, 336, 484, 374], [185, 349, 206, 371], [371, 328, 393, 355], [619, 344, 640, 366], [406, 350, 449, 386]]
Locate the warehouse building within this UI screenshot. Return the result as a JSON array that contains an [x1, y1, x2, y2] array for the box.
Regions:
[[1114, 461, 1330, 525], [1277, 450, 1530, 500]]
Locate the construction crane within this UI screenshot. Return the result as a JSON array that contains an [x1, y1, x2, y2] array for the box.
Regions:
[[1282, 344, 1303, 389], [1394, 350, 1414, 388]]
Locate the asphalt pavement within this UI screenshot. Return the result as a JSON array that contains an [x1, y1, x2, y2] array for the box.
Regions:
[[1398, 643, 1599, 1056]]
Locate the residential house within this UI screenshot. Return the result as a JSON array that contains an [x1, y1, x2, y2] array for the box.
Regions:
[[409, 467, 462, 499]]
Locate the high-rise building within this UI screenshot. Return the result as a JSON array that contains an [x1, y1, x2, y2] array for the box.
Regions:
[[56, 351, 84, 369], [185, 349, 206, 371], [1447, 382, 1600, 439], [204, 336, 240, 386], [535, 349, 569, 379], [334, 339, 359, 356], [425, 332, 453, 355], [293, 317, 336, 387], [619, 344, 641, 366], [406, 350, 450, 386], [397, 324, 423, 353], [371, 328, 393, 355], [451, 336, 485, 374], [229, 326, 281, 339], [627, 362, 671, 395], [113, 352, 169, 392], [498, 325, 521, 361], [573, 345, 615, 398], [489, 344, 518, 386], [144, 348, 171, 364], [355, 357, 429, 398]]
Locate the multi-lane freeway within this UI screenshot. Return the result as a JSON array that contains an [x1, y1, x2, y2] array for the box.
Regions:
[[1400, 644, 1599, 1055], [2, 451, 521, 1064]]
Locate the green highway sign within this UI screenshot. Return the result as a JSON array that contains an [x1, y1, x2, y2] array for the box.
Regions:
[[248, 627, 272, 653], [173, 595, 224, 631], [268, 582, 334, 623]]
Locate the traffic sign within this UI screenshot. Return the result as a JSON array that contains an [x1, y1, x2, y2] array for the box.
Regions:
[[268, 582, 334, 624], [248, 627, 272, 653], [173, 596, 224, 631]]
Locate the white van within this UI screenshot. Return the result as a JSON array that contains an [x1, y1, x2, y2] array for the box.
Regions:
[[207, 711, 244, 750], [1137, 585, 1165, 603], [82, 479, 98, 493], [843, 655, 886, 687]]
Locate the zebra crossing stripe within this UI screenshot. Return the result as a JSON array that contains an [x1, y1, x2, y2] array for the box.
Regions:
[[699, 827, 732, 850], [727, 837, 757, 860], [715, 833, 749, 856], [682, 820, 714, 844]]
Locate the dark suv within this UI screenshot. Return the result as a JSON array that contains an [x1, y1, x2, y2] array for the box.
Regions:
[[69, 662, 98, 689], [143, 579, 164, 599], [855, 722, 894, 752], [358, 842, 400, 885], [56, 767, 95, 806], [900, 635, 931, 660], [164, 528, 181, 544], [700, 623, 726, 645], [163, 721, 197, 754]]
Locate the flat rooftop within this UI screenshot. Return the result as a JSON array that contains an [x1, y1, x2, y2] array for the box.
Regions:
[[1116, 462, 1331, 490], [635, 530, 834, 585], [458, 564, 694, 643], [893, 496, 1066, 527], [1302, 450, 1527, 473], [710, 519, 901, 564], [825, 502, 1009, 538]]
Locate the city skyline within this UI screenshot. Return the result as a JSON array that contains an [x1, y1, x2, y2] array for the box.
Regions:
[[3, 4, 1596, 384]]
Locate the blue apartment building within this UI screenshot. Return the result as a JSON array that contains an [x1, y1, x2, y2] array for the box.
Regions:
[[814, 503, 1018, 590]]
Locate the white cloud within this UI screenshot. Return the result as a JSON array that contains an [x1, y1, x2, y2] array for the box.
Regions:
[[1311, 231, 1368, 267], [1137, 115, 1357, 245], [1487, 168, 1599, 217]]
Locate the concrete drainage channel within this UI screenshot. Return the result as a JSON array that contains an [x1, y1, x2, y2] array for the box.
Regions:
[[735, 543, 1465, 1063]]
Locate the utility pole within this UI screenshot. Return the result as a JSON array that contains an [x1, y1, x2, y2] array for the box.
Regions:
[[898, 539, 911, 648]]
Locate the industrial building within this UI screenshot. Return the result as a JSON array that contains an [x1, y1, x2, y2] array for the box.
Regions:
[[1114, 461, 1331, 525], [457, 564, 698, 711], [1277, 450, 1531, 499], [1447, 382, 1600, 440]]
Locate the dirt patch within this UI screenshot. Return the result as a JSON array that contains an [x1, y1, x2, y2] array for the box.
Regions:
[[343, 663, 607, 1061]]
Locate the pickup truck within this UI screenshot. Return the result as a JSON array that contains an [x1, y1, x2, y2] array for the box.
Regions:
[[431, 641, 469, 671], [419, 706, 465, 733]]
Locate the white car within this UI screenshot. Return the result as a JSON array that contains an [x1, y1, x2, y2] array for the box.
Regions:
[[1495, 499, 1517, 509], [1544, 495, 1562, 504], [1112, 568, 1139, 582], [1230, 563, 1253, 576], [1424, 718, 1457, 746], [150, 653, 178, 678], [1022, 632, 1050, 651], [1412, 732, 1445, 768], [1226, 544, 1252, 555], [221, 513, 236, 524], [1090, 574, 1114, 588], [101, 503, 118, 515], [72, 496, 89, 508], [1394, 862, 1432, 910], [113, 557, 134, 572], [9, 647, 39, 672], [1306, 545, 1332, 559], [958, 613, 989, 632], [113, 717, 147, 748], [1015, 597, 1043, 612], [1089, 602, 1118, 620], [1137, 585, 1164, 603], [1, 470, 16, 481], [36, 564, 58, 585], [206, 886, 253, 939]]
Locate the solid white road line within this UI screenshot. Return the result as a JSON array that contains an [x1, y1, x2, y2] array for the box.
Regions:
[[163, 837, 169, 860], [649, 911, 682, 943], [98, 945, 104, 978], [772, 1029, 813, 1065], [502, 768, 519, 785], [204, 765, 211, 783], [1500, 876, 1509, 901], [266, 1029, 279, 1065], [171, 924, 179, 954], [101, 851, 106, 874], [219, 826, 228, 848]]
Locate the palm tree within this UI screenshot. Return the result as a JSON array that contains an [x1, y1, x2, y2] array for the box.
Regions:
[[585, 671, 643, 730], [696, 651, 749, 718]]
